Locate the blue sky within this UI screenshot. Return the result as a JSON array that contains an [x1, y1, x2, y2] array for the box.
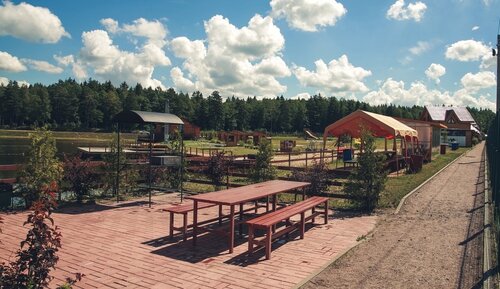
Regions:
[[0, 0, 498, 109]]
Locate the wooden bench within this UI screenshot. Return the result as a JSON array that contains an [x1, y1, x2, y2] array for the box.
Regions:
[[164, 202, 217, 241], [164, 200, 264, 241], [246, 196, 329, 260]]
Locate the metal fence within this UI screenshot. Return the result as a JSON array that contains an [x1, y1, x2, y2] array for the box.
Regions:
[[486, 114, 500, 262]]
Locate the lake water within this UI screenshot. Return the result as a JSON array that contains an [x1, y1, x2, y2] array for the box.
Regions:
[[0, 137, 110, 178]]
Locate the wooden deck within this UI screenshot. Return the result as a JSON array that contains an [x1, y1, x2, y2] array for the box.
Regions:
[[0, 194, 377, 289]]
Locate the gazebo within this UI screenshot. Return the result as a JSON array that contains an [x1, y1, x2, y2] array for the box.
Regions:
[[322, 110, 418, 172], [112, 110, 185, 206]]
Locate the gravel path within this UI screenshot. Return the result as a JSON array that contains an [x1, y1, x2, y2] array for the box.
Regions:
[[302, 143, 485, 289]]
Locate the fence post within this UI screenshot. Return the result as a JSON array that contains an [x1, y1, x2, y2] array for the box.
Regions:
[[288, 151, 291, 168], [305, 151, 308, 168]]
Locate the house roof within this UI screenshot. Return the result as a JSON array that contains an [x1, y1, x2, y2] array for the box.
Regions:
[[323, 110, 418, 140], [424, 106, 474, 122], [112, 110, 184, 125]]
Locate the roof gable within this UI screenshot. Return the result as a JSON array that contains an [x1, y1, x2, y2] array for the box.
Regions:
[[422, 106, 475, 123]]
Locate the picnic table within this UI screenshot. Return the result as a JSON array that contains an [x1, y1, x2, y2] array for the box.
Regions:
[[186, 180, 310, 253]]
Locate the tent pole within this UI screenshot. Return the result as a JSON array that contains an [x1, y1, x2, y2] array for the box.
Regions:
[[384, 137, 387, 152], [116, 123, 120, 203], [336, 136, 340, 169]]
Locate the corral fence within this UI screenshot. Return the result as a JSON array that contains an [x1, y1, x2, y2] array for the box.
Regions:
[[486, 114, 500, 267]]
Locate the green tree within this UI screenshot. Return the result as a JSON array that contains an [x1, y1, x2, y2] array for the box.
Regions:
[[20, 128, 63, 207], [250, 140, 276, 182], [344, 129, 387, 211]]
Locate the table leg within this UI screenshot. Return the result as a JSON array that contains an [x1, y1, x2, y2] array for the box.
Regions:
[[229, 205, 235, 253], [192, 200, 198, 246], [302, 187, 306, 200], [300, 212, 305, 239], [324, 200, 328, 224], [218, 205, 222, 226], [169, 212, 174, 240], [183, 212, 188, 242], [248, 225, 254, 255], [266, 196, 270, 212], [239, 203, 244, 237]]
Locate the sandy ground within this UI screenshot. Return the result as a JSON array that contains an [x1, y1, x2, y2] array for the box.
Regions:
[[302, 143, 485, 289]]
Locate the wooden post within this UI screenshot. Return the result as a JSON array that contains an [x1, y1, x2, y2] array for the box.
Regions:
[[288, 151, 291, 168], [305, 151, 308, 167], [384, 137, 388, 152]]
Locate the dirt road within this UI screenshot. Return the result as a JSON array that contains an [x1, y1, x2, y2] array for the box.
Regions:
[[302, 143, 485, 289]]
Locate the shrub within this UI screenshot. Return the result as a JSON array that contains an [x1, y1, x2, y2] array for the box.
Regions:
[[472, 136, 479, 146], [20, 127, 63, 207], [207, 152, 228, 190], [101, 133, 134, 197], [63, 154, 96, 203], [0, 183, 82, 288], [250, 140, 276, 182], [291, 160, 330, 197], [344, 130, 387, 211]]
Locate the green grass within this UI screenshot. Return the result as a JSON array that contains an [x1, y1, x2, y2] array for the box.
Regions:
[[379, 147, 467, 208]]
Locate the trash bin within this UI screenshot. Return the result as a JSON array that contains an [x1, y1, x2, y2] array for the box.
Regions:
[[440, 144, 447, 155], [451, 142, 459, 151]]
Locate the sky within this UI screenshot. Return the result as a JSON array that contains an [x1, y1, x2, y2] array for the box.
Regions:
[[0, 0, 498, 110]]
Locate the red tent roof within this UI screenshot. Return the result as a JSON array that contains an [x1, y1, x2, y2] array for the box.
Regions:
[[323, 110, 418, 140]]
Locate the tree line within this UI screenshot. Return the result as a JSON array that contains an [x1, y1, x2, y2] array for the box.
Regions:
[[0, 78, 495, 133]]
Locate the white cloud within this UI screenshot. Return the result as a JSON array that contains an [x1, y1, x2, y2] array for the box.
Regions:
[[170, 14, 290, 98], [293, 55, 372, 96], [0, 76, 8, 86], [425, 63, 446, 84], [363, 77, 495, 110], [409, 41, 431, 55], [54, 54, 74, 67], [270, 0, 346, 32], [0, 51, 27, 72], [0, 1, 69, 43], [290, 92, 311, 100], [460, 71, 496, 91], [387, 0, 427, 22], [78, 28, 170, 88], [472, 26, 479, 31], [445, 39, 489, 62], [100, 17, 168, 47], [480, 53, 497, 71], [100, 18, 119, 34], [22, 59, 63, 74]]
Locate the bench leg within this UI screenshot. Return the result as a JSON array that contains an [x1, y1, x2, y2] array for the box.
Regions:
[[265, 226, 272, 260], [254, 200, 258, 213], [183, 212, 188, 242], [248, 225, 254, 255], [218, 205, 223, 226], [300, 212, 305, 240], [312, 207, 316, 223], [324, 200, 328, 224], [285, 218, 291, 239], [169, 212, 174, 239]]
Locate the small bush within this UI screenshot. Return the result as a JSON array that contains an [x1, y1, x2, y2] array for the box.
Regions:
[[0, 183, 82, 288], [206, 152, 228, 190], [290, 160, 330, 197], [344, 130, 387, 211], [20, 127, 63, 207], [250, 140, 276, 183], [63, 154, 96, 203]]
